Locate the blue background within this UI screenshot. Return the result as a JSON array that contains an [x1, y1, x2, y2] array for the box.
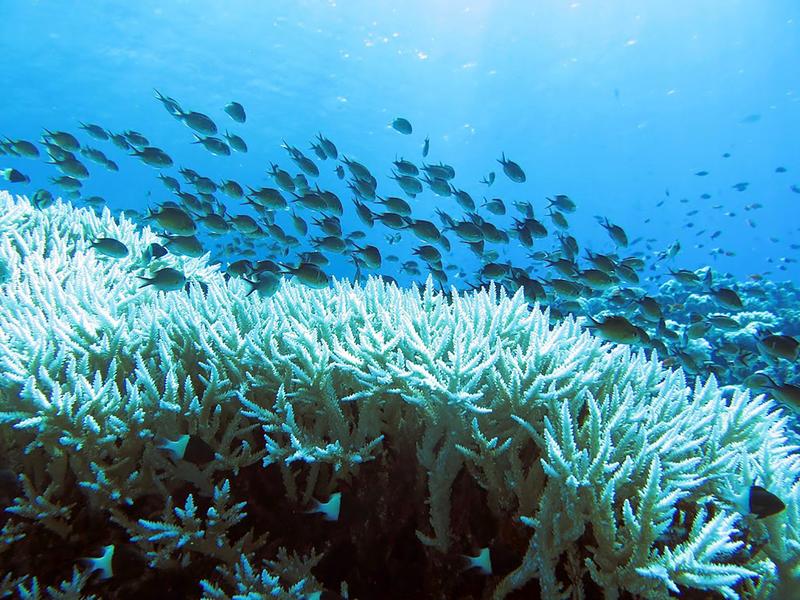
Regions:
[[1, 0, 798, 285]]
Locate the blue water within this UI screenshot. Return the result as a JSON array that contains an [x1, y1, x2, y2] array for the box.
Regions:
[[1, 0, 798, 284]]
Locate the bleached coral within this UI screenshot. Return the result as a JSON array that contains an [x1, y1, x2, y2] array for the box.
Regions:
[[0, 190, 798, 598]]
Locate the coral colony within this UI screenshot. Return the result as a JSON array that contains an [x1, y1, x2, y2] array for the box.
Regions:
[[0, 190, 798, 598]]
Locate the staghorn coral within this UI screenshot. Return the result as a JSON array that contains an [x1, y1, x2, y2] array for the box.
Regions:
[[0, 190, 798, 599]]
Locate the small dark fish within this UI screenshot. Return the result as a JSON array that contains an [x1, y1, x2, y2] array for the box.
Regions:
[[50, 175, 81, 190], [193, 135, 230, 156], [497, 153, 526, 183], [740, 113, 761, 124], [316, 134, 338, 159], [142, 242, 168, 262], [694, 170, 709, 176], [123, 130, 149, 148], [220, 179, 244, 198], [711, 287, 743, 310], [224, 101, 246, 123], [138, 267, 186, 292], [598, 217, 628, 247], [90, 237, 129, 258], [79, 121, 109, 140], [392, 117, 413, 134], [158, 433, 216, 464], [83, 544, 116, 580], [758, 335, 799, 362], [306, 492, 341, 521], [748, 485, 785, 519], [1, 168, 30, 183], [52, 157, 89, 179], [153, 89, 182, 117], [775, 166, 787, 173], [587, 315, 646, 345], [43, 129, 80, 151], [281, 262, 330, 289], [179, 109, 218, 135], [31, 189, 54, 209], [81, 146, 110, 165], [393, 158, 419, 176], [422, 135, 430, 157], [732, 182, 749, 192], [5, 138, 39, 158], [480, 172, 495, 186], [243, 272, 281, 298], [132, 146, 173, 168], [462, 548, 492, 575], [147, 206, 196, 235], [483, 198, 506, 215], [161, 234, 204, 257], [722, 152, 731, 158], [547, 194, 576, 213], [224, 131, 247, 153]]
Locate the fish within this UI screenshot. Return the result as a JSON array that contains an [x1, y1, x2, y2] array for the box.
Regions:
[[710, 287, 743, 310], [193, 135, 231, 156], [224, 101, 246, 123], [483, 198, 506, 215], [138, 267, 186, 292], [748, 485, 785, 519], [352, 244, 382, 269], [480, 172, 495, 186], [123, 130, 149, 148], [147, 206, 196, 235], [4, 138, 39, 158], [161, 234, 205, 257], [242, 272, 281, 298], [598, 217, 628, 247], [316, 134, 338, 159], [132, 146, 173, 168], [422, 135, 430, 157], [43, 129, 80, 151], [224, 131, 247, 153], [307, 492, 341, 521], [393, 158, 419, 176], [757, 335, 799, 362], [497, 152, 526, 183], [31, 189, 54, 209], [547, 194, 576, 213], [78, 121, 109, 140], [587, 315, 646, 345], [153, 89, 182, 117], [90, 237, 129, 258], [178, 109, 218, 135], [392, 117, 413, 134], [462, 547, 492, 575], [157, 433, 216, 464], [83, 544, 116, 580], [761, 376, 800, 413], [142, 242, 168, 262], [1, 168, 30, 183], [280, 262, 330, 289]]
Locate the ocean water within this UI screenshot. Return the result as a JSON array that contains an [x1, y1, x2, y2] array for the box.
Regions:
[[1, 2, 800, 598], [1, 1, 798, 285]]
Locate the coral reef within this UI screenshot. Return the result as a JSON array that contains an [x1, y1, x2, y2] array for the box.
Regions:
[[0, 191, 798, 599]]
